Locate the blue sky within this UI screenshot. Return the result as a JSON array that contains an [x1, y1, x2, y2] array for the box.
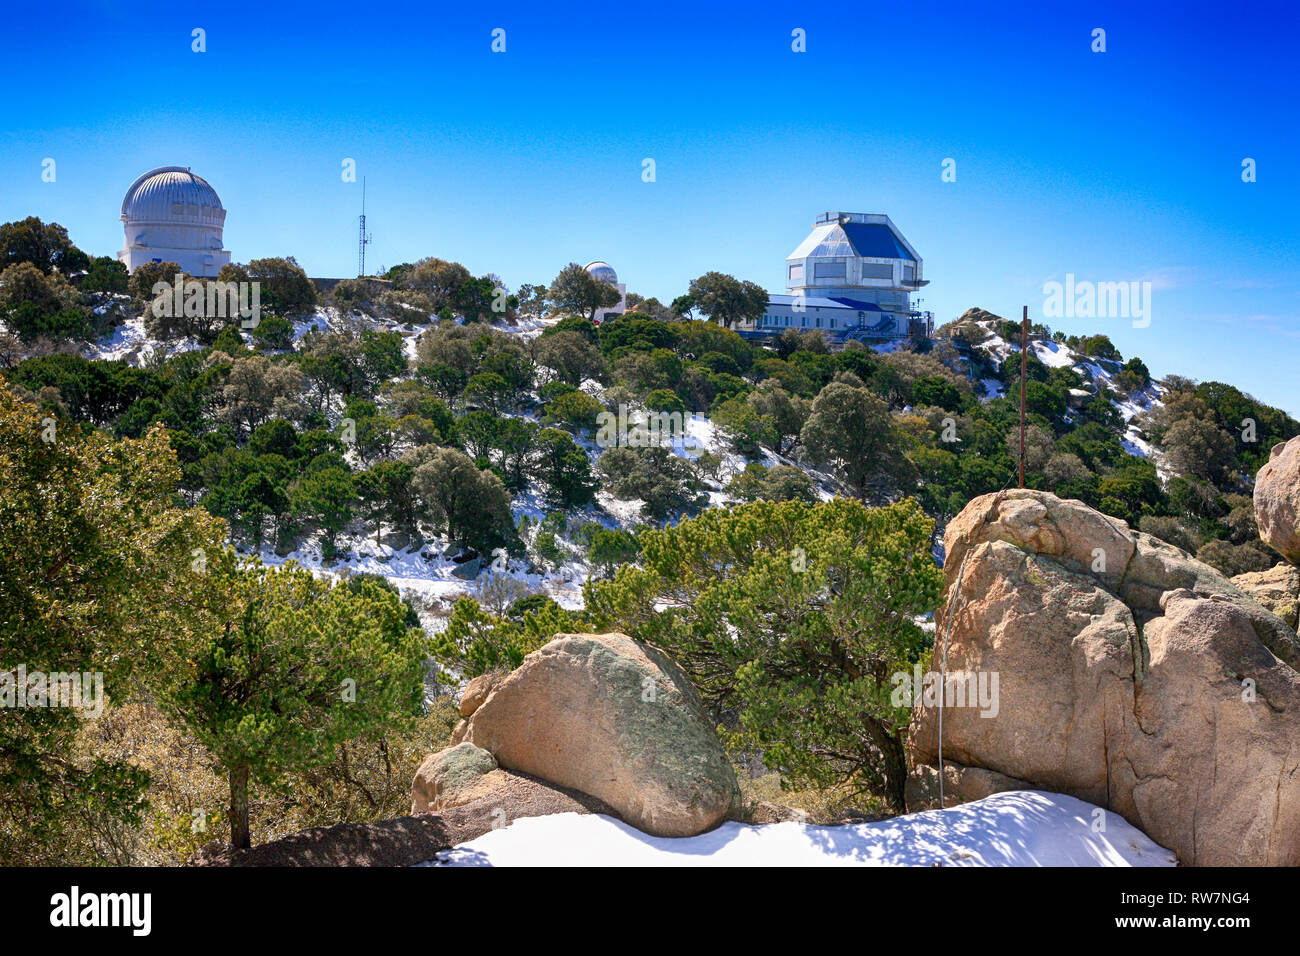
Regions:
[[2, 0, 1297, 414]]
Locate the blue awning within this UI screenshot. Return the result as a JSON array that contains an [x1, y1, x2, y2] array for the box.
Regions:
[[828, 298, 885, 311]]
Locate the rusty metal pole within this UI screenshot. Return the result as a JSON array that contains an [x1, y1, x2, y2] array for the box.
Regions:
[[1019, 305, 1028, 489]]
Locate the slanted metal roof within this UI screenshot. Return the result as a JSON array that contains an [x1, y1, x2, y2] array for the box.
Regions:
[[786, 217, 918, 263], [840, 222, 914, 260]]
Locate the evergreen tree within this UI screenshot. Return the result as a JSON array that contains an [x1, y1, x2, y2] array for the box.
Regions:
[[162, 561, 425, 848], [585, 498, 943, 809], [0, 387, 226, 863]]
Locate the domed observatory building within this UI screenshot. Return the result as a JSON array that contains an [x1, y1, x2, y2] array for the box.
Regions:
[[735, 212, 932, 343], [584, 260, 627, 323], [118, 166, 231, 277]]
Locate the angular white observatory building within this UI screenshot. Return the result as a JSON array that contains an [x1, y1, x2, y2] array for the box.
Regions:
[[736, 212, 932, 343], [584, 260, 627, 322], [118, 166, 231, 277]]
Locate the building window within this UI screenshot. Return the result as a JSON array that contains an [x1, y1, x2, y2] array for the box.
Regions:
[[788, 264, 804, 282], [813, 260, 846, 279]]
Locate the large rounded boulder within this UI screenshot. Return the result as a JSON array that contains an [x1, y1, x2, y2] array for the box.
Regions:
[[1255, 436, 1300, 565], [458, 632, 738, 837], [909, 490, 1300, 866]]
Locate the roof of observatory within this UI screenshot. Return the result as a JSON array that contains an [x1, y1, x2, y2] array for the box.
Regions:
[[121, 166, 225, 223], [787, 215, 917, 262], [583, 261, 619, 285]]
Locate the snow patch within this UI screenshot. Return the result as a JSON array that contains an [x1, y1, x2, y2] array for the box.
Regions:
[[425, 790, 1176, 867]]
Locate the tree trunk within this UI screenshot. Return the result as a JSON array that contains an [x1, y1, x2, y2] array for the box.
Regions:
[[881, 732, 908, 812], [863, 719, 909, 812], [228, 765, 251, 849]]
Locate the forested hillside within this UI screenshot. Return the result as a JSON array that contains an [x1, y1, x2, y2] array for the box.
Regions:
[[3, 215, 1296, 862]]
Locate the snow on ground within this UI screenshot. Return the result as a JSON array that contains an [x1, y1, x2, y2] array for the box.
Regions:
[[1033, 338, 1078, 368], [425, 790, 1177, 867], [254, 528, 591, 613], [1114, 382, 1166, 464], [869, 339, 908, 355], [85, 315, 203, 364], [495, 313, 550, 339], [978, 328, 1015, 366], [292, 310, 332, 343]]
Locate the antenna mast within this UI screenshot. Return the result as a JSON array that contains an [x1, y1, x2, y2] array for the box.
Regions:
[[1019, 305, 1028, 489], [358, 178, 372, 277]]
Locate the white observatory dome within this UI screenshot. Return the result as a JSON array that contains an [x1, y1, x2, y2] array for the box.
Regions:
[[584, 260, 618, 286], [118, 166, 231, 278]]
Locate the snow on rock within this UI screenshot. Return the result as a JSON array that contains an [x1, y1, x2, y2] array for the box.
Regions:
[[426, 790, 1177, 867]]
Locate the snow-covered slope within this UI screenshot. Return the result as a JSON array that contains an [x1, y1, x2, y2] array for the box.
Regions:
[[958, 317, 1165, 465], [73, 305, 1169, 610], [425, 790, 1177, 867]]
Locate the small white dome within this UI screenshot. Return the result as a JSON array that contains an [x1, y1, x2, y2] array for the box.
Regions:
[[121, 166, 226, 226], [584, 260, 618, 285]]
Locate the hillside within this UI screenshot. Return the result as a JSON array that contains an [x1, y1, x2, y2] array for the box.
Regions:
[[8, 274, 1297, 626], [60, 295, 1294, 598], [4, 226, 1298, 865]]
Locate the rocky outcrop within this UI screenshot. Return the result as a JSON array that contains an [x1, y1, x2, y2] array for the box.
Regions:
[[1233, 564, 1300, 629], [451, 632, 738, 838], [448, 672, 508, 745], [905, 764, 1031, 811], [909, 490, 1300, 866], [744, 801, 809, 824], [1255, 436, 1300, 565], [460, 672, 505, 717], [411, 742, 498, 814]]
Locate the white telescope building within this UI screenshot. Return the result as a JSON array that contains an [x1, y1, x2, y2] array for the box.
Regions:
[[736, 212, 932, 342], [584, 260, 627, 322], [118, 166, 231, 277]]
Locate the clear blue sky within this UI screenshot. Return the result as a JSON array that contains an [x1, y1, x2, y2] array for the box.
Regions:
[[3, 0, 1297, 414]]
